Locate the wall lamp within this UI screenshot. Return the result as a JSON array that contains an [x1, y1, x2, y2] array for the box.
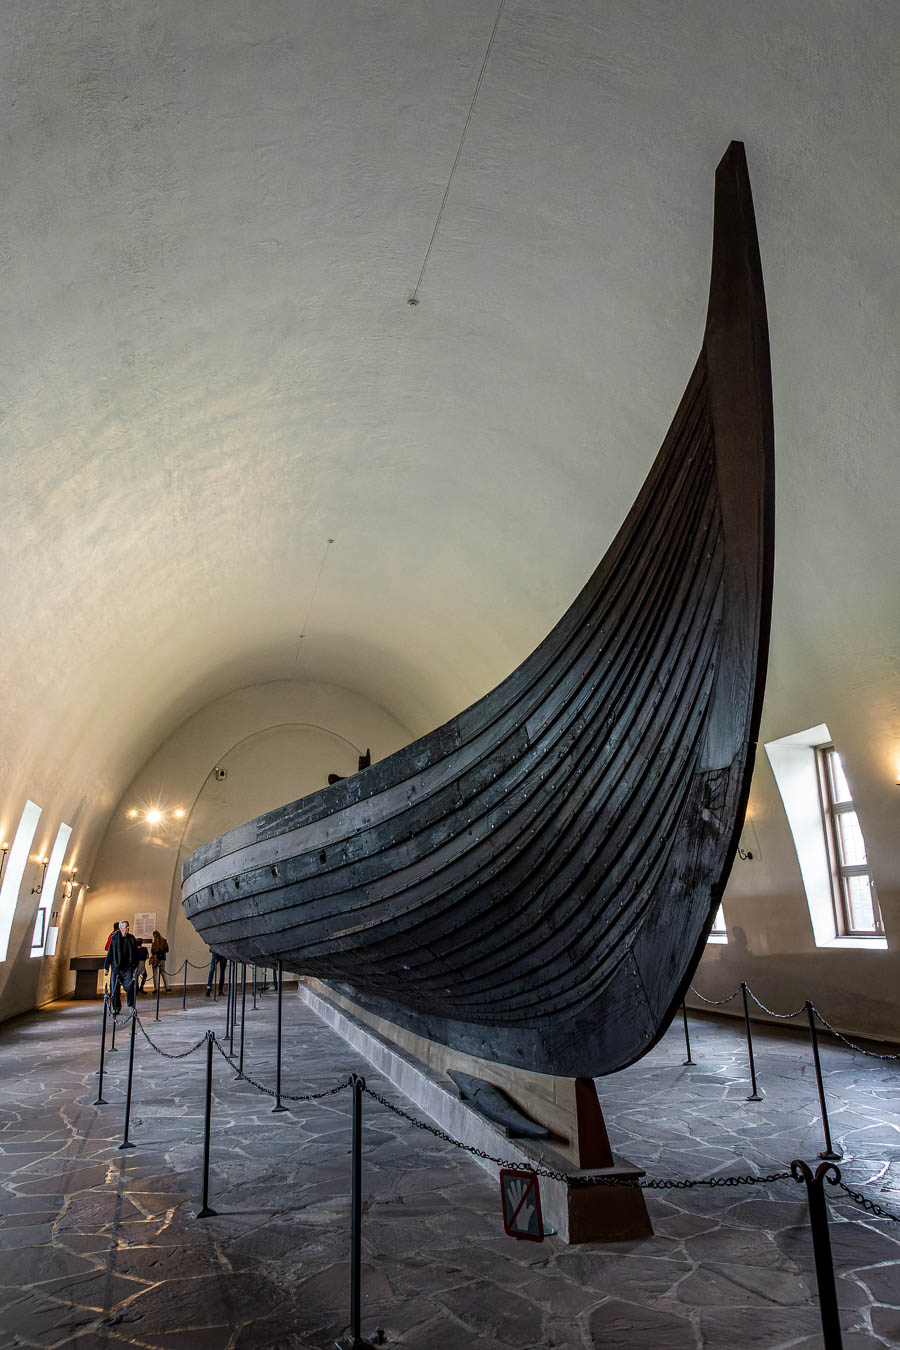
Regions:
[[62, 867, 78, 901], [31, 855, 49, 895], [0, 841, 9, 886]]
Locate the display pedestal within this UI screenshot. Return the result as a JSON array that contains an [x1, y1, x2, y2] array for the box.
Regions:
[[301, 981, 653, 1244]]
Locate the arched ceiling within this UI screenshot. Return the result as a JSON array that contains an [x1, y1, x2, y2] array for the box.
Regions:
[[2, 1, 899, 820]]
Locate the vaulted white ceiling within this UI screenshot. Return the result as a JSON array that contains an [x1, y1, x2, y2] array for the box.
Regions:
[[3, 1, 899, 831]]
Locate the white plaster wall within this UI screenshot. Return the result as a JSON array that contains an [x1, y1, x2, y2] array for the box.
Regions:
[[76, 681, 413, 976]]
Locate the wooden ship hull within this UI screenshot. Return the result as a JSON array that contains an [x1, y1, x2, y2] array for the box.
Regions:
[[183, 142, 774, 1079]]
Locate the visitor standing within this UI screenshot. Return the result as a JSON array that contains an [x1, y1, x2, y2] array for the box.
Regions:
[[104, 920, 139, 1014], [206, 949, 227, 998], [135, 938, 149, 992], [150, 930, 170, 992]]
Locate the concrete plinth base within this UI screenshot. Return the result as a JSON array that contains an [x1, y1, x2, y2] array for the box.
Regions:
[[300, 981, 652, 1245]]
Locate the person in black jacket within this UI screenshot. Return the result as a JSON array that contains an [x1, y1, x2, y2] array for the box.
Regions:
[[105, 920, 139, 1013]]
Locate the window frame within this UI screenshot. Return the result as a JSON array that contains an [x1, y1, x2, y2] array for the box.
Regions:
[[815, 744, 883, 938]]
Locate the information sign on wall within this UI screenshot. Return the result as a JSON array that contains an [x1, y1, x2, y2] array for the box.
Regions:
[[134, 912, 156, 938]]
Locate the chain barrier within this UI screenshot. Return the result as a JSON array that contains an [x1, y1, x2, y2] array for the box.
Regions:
[[690, 982, 900, 1058], [99, 992, 900, 1224], [689, 984, 740, 1005], [745, 988, 806, 1020], [363, 1085, 790, 1190], [103, 997, 136, 1028], [837, 1180, 900, 1223], [135, 1012, 208, 1060], [810, 1006, 900, 1062], [211, 1034, 352, 1102]]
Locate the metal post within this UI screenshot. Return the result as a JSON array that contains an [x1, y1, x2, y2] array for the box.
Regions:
[[252, 963, 257, 1011], [681, 1002, 696, 1066], [806, 1002, 841, 1160], [182, 959, 188, 1010], [335, 1074, 380, 1350], [741, 982, 763, 1101], [791, 1161, 843, 1349], [118, 1011, 137, 1150], [228, 962, 235, 1058], [237, 964, 247, 1079], [93, 996, 109, 1105], [154, 970, 162, 1022], [272, 960, 287, 1112], [197, 1032, 218, 1218]]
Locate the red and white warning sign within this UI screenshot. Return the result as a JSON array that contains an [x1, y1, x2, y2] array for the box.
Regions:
[[499, 1168, 544, 1242]]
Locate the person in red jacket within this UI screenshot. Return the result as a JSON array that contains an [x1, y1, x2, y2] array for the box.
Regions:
[[104, 922, 124, 952]]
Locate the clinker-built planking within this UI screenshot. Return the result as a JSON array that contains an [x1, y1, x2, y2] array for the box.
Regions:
[[183, 142, 774, 1079]]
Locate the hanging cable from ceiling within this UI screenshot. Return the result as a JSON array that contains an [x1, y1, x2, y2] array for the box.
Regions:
[[407, 0, 506, 308], [294, 537, 334, 665]]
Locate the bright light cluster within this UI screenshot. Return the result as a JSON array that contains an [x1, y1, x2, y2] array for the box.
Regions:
[[125, 805, 187, 826]]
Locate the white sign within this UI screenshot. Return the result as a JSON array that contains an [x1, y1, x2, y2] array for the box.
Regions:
[[134, 912, 157, 938]]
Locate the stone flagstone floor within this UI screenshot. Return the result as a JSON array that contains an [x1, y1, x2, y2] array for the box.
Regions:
[[0, 986, 898, 1349]]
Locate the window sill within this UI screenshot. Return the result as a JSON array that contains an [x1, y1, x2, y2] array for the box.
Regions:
[[816, 935, 888, 951]]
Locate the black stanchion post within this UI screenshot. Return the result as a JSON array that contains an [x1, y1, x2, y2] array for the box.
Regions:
[[228, 962, 235, 1058], [94, 996, 109, 1105], [197, 1032, 218, 1218], [252, 963, 257, 1011], [182, 959, 188, 1010], [118, 1010, 137, 1150], [681, 1002, 696, 1066], [236, 963, 246, 1079], [335, 1074, 380, 1350], [272, 960, 287, 1113], [741, 982, 763, 1101], [806, 1002, 841, 1160], [155, 970, 162, 1022], [791, 1160, 843, 1348]]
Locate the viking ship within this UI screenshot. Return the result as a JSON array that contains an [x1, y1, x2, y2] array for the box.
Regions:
[[183, 142, 774, 1079]]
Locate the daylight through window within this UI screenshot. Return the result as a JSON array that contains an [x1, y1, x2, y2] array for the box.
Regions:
[[816, 746, 883, 937]]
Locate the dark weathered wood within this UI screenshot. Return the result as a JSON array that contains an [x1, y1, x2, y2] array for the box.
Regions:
[[183, 143, 774, 1079]]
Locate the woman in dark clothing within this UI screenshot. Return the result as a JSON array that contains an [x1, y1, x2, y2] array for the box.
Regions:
[[104, 920, 139, 1013]]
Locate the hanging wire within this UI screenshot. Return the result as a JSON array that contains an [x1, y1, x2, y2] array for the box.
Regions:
[[408, 0, 506, 305], [294, 537, 334, 664]]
